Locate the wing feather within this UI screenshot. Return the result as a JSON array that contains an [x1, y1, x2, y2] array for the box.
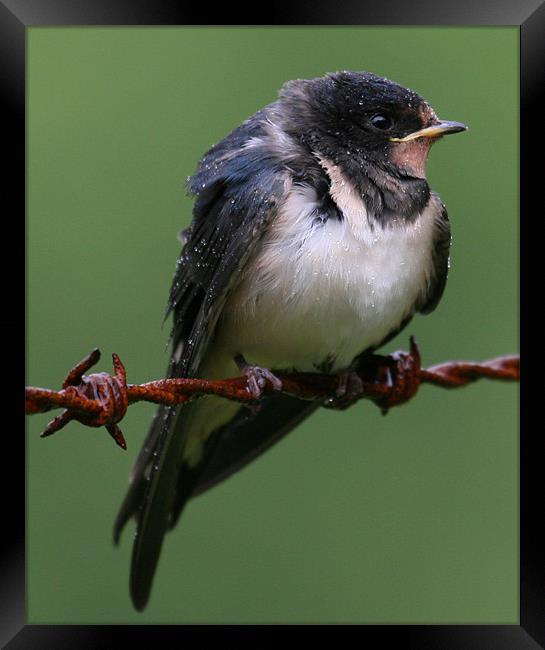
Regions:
[[418, 199, 451, 315], [191, 394, 319, 500], [115, 122, 294, 608]]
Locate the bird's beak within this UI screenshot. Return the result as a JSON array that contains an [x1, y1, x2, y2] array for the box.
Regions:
[[390, 120, 468, 142]]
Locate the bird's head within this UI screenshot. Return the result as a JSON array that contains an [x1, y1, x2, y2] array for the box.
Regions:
[[279, 71, 467, 180]]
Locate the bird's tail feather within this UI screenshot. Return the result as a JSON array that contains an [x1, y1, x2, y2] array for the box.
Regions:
[[116, 392, 238, 611], [113, 406, 167, 545], [129, 404, 188, 611]]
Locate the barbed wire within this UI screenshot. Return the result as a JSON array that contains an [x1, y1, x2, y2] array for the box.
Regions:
[[25, 337, 519, 450]]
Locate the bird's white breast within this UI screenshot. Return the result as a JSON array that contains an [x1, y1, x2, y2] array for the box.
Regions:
[[215, 162, 438, 372]]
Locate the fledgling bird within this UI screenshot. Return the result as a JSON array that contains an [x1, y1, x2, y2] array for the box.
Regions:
[[114, 71, 467, 610]]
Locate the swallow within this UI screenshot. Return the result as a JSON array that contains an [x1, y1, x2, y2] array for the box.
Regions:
[[114, 70, 467, 610]]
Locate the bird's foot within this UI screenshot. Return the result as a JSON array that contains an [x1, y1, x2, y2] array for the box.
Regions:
[[234, 354, 283, 401], [323, 337, 422, 412], [322, 370, 367, 410], [323, 352, 398, 410]]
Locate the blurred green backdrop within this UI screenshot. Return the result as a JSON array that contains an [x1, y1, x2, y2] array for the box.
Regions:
[[27, 27, 518, 623]]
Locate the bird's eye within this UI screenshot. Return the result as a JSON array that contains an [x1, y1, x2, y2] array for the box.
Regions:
[[370, 114, 393, 130]]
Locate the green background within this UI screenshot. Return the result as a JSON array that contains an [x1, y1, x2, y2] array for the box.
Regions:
[[27, 27, 518, 623]]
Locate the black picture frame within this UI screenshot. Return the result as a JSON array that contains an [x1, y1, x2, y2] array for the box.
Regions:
[[10, 0, 541, 646]]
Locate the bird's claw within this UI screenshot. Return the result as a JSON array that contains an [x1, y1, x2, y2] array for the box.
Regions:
[[323, 337, 422, 412], [323, 370, 366, 410], [235, 355, 283, 400]]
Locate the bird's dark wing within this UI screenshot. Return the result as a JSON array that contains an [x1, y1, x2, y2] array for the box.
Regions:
[[418, 199, 451, 315], [114, 114, 298, 609], [189, 395, 319, 500]]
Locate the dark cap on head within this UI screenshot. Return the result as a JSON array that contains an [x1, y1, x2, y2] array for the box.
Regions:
[[278, 71, 466, 177]]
